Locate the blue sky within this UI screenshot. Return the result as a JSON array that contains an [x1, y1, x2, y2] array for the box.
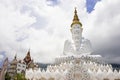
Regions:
[[86, 0, 101, 13], [0, 0, 120, 67], [0, 51, 6, 67]]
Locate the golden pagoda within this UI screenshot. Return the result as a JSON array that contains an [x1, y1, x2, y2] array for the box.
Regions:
[[71, 8, 82, 27]]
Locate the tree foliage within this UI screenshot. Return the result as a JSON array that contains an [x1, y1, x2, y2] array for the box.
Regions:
[[5, 72, 11, 80], [14, 73, 27, 80], [5, 72, 27, 80]]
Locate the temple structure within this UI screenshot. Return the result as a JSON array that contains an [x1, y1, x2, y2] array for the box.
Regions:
[[0, 58, 8, 80], [23, 49, 35, 69], [8, 54, 18, 79], [25, 8, 120, 80], [7, 50, 37, 79]]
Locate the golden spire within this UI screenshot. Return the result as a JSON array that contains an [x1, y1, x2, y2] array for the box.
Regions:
[[71, 7, 82, 27]]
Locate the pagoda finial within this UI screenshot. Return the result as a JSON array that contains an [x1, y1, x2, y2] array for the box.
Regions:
[[27, 48, 30, 56], [71, 7, 82, 27], [14, 53, 17, 60]]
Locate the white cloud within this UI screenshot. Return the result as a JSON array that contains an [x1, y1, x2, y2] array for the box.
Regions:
[[0, 1, 36, 60], [86, 0, 120, 44], [84, 0, 120, 63], [0, 0, 120, 64], [0, 0, 88, 63]]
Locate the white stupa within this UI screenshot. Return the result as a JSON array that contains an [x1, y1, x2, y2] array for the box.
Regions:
[[25, 8, 120, 80]]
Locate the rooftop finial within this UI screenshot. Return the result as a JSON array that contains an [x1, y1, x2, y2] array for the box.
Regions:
[[14, 53, 17, 60], [71, 7, 82, 27], [27, 48, 30, 56]]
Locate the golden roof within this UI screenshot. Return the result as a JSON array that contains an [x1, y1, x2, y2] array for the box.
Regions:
[[71, 8, 82, 27]]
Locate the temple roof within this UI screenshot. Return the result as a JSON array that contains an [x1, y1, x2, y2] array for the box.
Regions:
[[24, 49, 32, 64], [10, 54, 18, 64]]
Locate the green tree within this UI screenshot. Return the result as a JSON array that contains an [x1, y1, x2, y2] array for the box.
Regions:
[[5, 72, 11, 80], [14, 73, 27, 80]]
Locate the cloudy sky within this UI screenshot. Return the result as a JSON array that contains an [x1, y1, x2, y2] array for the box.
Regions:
[[0, 0, 120, 65]]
